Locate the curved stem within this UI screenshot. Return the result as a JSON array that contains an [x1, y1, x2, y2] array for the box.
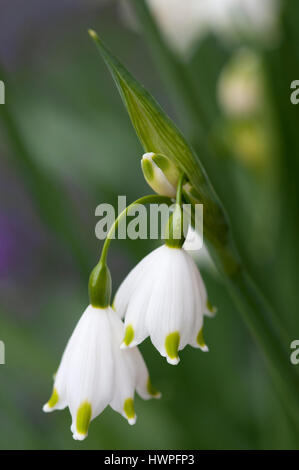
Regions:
[[99, 194, 173, 265]]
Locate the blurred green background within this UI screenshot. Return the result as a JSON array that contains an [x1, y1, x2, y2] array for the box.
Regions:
[[0, 0, 299, 450]]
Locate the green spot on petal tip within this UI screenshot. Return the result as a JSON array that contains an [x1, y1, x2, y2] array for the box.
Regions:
[[124, 398, 136, 423], [207, 299, 217, 315], [123, 324, 134, 346], [147, 377, 161, 398], [47, 388, 59, 408], [197, 328, 209, 351], [165, 331, 180, 363], [76, 402, 92, 437]]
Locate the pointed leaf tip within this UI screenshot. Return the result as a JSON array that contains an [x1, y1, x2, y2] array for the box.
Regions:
[[88, 29, 98, 40], [88, 29, 197, 179]]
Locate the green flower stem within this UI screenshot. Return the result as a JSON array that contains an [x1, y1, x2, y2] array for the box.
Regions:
[[90, 193, 172, 307], [175, 173, 185, 206], [165, 173, 185, 249], [99, 194, 172, 265]]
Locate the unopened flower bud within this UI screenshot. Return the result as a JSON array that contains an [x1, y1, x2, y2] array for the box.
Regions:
[[141, 152, 180, 198]]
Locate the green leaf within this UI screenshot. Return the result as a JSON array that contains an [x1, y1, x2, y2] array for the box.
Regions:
[[88, 30, 232, 261], [88, 32, 199, 183]]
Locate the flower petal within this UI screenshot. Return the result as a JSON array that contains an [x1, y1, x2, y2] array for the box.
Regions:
[[146, 246, 196, 363], [66, 306, 114, 438], [108, 310, 137, 424], [114, 246, 162, 318], [129, 347, 161, 400]]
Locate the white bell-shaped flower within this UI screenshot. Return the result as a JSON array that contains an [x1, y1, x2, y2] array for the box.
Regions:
[[43, 305, 160, 441], [114, 244, 215, 365]]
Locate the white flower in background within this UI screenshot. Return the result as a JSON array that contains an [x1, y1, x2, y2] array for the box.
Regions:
[[114, 244, 216, 365], [216, 48, 273, 168], [122, 0, 280, 55], [146, 0, 208, 55], [202, 0, 279, 45], [217, 48, 263, 118], [43, 305, 160, 441]]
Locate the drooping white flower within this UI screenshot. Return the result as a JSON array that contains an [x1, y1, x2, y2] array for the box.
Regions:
[[114, 244, 215, 365], [43, 305, 160, 441]]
